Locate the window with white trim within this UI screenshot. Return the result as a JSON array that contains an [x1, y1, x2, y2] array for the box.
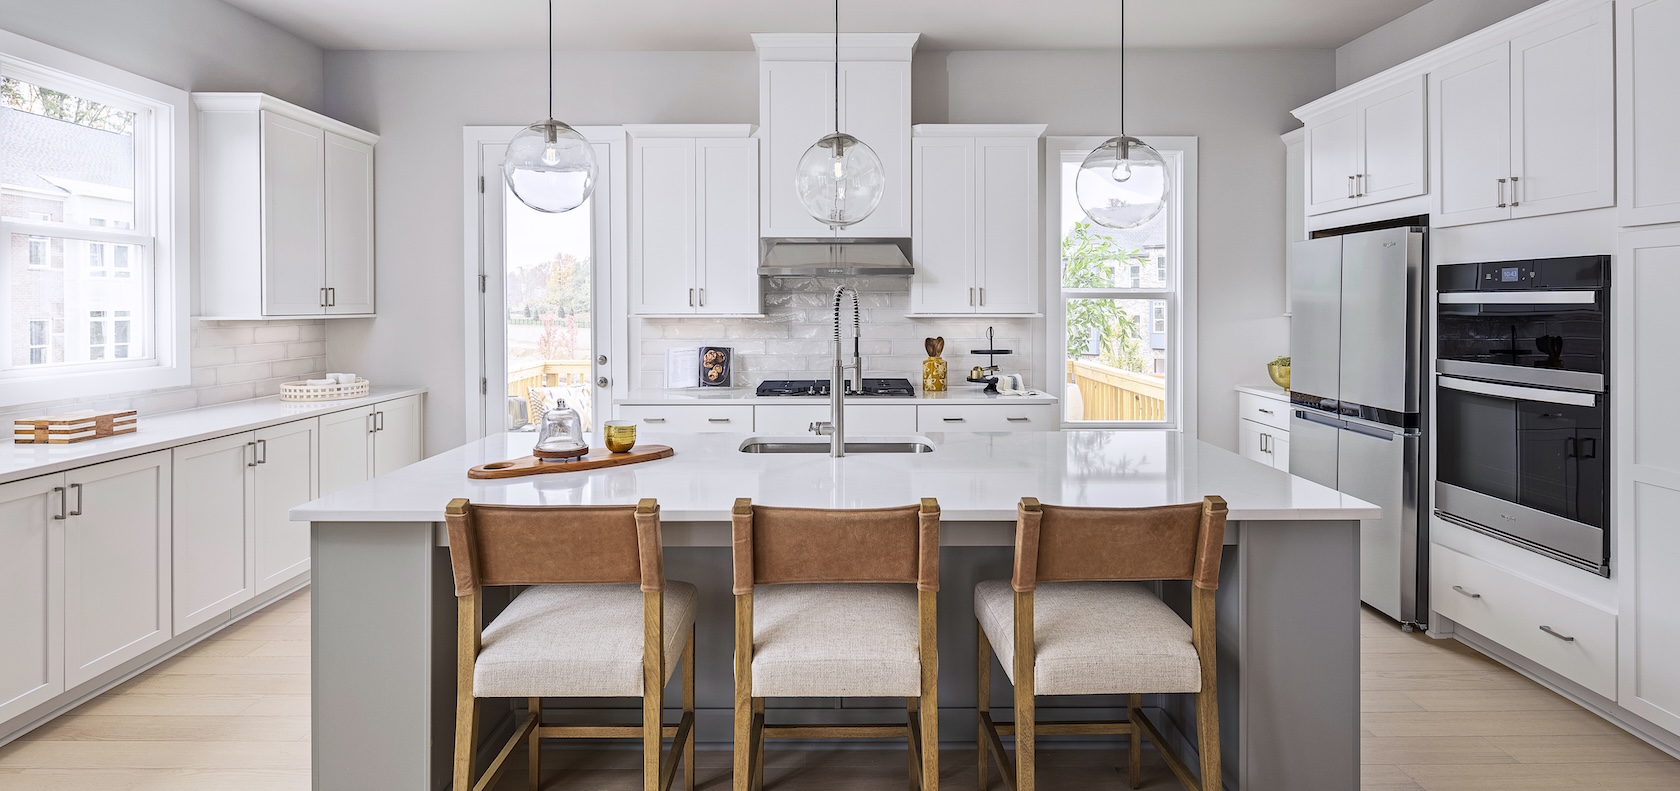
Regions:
[[1048, 137, 1194, 429], [0, 31, 187, 403]]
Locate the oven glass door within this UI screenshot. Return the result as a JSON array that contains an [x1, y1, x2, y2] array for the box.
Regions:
[[1436, 379, 1607, 530], [1436, 294, 1605, 382]]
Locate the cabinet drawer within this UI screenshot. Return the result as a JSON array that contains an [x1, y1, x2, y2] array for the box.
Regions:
[[917, 404, 1058, 432], [1431, 543, 1616, 698], [1239, 392, 1291, 432], [616, 405, 754, 432], [754, 403, 917, 435]]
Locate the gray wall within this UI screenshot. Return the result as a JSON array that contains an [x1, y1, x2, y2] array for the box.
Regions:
[[323, 47, 1334, 452], [1335, 0, 1547, 87], [0, 0, 324, 110]]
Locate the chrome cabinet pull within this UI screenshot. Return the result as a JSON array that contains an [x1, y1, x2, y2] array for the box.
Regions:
[[1539, 625, 1575, 643], [969, 287, 976, 306], [1348, 175, 1356, 199], [375, 411, 385, 432], [1006, 416, 1030, 423], [1451, 585, 1481, 599], [1257, 407, 1274, 415], [247, 441, 259, 467], [256, 439, 268, 464], [1356, 174, 1365, 197], [707, 417, 731, 424], [943, 417, 966, 423], [368, 413, 377, 434], [68, 483, 83, 516], [698, 288, 706, 307], [644, 418, 667, 424], [1509, 176, 1520, 207], [688, 288, 695, 307], [979, 287, 986, 306], [52, 486, 67, 520], [1497, 178, 1508, 208], [320, 287, 328, 307]]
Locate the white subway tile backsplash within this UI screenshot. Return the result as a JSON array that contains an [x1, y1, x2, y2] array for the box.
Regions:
[[234, 343, 287, 363], [253, 325, 301, 344], [285, 340, 326, 358], [217, 361, 275, 385]]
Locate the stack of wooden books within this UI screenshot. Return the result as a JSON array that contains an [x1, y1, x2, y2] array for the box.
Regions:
[[13, 410, 138, 444]]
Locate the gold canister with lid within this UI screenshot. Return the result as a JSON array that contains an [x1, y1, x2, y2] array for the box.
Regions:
[[921, 337, 947, 392]]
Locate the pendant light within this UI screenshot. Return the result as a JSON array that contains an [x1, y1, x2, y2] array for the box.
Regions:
[[503, 0, 597, 214], [794, 0, 885, 229], [1075, 0, 1169, 230]]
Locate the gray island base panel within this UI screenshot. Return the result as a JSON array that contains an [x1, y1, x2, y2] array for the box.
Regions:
[[298, 431, 1377, 791]]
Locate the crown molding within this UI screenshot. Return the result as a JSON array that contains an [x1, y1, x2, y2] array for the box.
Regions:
[[751, 32, 920, 62]]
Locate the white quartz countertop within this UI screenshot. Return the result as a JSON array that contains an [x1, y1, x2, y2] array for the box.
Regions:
[[1234, 383, 1290, 401], [616, 386, 1058, 406], [2, 386, 427, 485], [292, 429, 1378, 524]]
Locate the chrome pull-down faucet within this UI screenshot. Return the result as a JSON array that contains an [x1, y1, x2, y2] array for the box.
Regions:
[[808, 286, 862, 457]]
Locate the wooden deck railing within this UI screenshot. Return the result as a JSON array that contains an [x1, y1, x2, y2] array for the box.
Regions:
[[1067, 359, 1167, 421], [508, 360, 591, 422]]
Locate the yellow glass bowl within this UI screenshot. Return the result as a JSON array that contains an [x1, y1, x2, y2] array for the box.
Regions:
[[603, 420, 637, 453]]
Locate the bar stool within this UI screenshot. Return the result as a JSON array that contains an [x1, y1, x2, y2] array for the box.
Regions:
[[729, 498, 942, 791], [445, 498, 697, 791], [975, 496, 1228, 791]]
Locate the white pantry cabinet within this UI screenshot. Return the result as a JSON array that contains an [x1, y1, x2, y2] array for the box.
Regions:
[[62, 452, 171, 688], [754, 34, 918, 238], [1302, 76, 1427, 216], [1431, 3, 1614, 227], [196, 93, 378, 319], [172, 433, 257, 632], [1614, 227, 1680, 735], [1617, 0, 1680, 227], [627, 127, 761, 316], [909, 125, 1045, 316], [0, 475, 64, 723]]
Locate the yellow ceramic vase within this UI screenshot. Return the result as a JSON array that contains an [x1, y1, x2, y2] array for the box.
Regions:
[[922, 357, 948, 392]]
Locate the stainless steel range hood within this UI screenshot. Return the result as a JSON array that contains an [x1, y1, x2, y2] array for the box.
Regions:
[[758, 240, 913, 278]]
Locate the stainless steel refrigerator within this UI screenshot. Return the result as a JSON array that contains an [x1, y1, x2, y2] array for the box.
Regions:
[[1288, 226, 1429, 629]]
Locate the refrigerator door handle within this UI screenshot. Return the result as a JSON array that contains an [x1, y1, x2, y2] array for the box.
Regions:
[[1341, 420, 1396, 441], [1293, 409, 1346, 430]]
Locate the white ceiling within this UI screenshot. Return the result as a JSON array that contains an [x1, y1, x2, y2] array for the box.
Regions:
[[218, 0, 1434, 52]]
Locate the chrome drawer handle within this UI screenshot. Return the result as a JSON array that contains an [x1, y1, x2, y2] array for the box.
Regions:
[[1452, 585, 1480, 599], [643, 418, 667, 424], [943, 417, 966, 423], [1539, 625, 1575, 643], [1257, 408, 1274, 415], [1006, 416, 1030, 423], [707, 418, 731, 424]]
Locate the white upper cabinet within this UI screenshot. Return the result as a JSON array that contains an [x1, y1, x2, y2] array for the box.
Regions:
[[1431, 3, 1614, 227], [1302, 75, 1427, 216], [754, 34, 918, 239], [197, 93, 379, 319], [1618, 0, 1680, 227], [628, 127, 761, 316], [910, 125, 1045, 316]]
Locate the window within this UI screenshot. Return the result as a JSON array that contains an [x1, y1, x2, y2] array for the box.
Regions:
[[1, 30, 188, 404], [1048, 137, 1196, 429]]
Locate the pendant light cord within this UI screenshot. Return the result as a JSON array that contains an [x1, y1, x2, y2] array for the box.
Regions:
[[833, 0, 840, 134], [547, 0, 555, 120], [1118, 0, 1125, 133]]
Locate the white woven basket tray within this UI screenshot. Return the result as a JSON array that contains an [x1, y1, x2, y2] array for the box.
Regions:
[[280, 378, 371, 402]]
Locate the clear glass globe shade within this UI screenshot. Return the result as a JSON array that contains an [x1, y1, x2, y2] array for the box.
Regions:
[[503, 120, 597, 214], [1075, 136, 1169, 229], [796, 132, 885, 228]]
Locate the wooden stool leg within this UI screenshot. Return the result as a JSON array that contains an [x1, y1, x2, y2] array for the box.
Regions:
[[528, 697, 542, 791], [919, 590, 938, 791], [753, 697, 766, 791], [454, 595, 481, 791], [1128, 693, 1142, 789], [907, 698, 921, 791], [976, 623, 991, 791], [1195, 688, 1220, 791], [683, 627, 696, 791], [734, 596, 753, 791], [1014, 592, 1035, 791]]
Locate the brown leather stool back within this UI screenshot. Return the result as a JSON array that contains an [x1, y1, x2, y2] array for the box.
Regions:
[[1012, 496, 1228, 593], [444, 498, 666, 595], [729, 498, 941, 593]]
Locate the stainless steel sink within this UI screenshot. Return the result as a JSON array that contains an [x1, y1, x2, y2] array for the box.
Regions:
[[738, 437, 935, 454]]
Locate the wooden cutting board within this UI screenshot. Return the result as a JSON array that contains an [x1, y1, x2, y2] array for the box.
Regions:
[[468, 445, 674, 479], [14, 410, 137, 444]]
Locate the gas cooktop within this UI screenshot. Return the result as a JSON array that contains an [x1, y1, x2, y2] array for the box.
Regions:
[[755, 378, 916, 397]]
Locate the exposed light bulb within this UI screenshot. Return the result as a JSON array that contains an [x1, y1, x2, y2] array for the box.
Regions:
[[542, 143, 561, 166], [1111, 159, 1133, 183], [832, 155, 846, 180]]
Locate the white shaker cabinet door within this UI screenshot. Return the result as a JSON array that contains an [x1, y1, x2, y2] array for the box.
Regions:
[[372, 395, 424, 477], [1431, 43, 1513, 228], [630, 137, 698, 314], [760, 60, 834, 237], [1304, 103, 1361, 216], [172, 434, 255, 633], [0, 474, 65, 722], [1619, 0, 1680, 227], [839, 61, 912, 237], [1509, 3, 1615, 220], [64, 452, 172, 688], [696, 137, 761, 315], [974, 137, 1040, 314], [319, 406, 374, 496], [1239, 420, 1271, 468], [254, 419, 318, 595], [324, 130, 375, 315], [910, 136, 975, 314], [1357, 76, 1428, 206], [260, 111, 327, 315]]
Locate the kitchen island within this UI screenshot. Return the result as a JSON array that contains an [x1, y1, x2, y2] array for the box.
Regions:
[[293, 430, 1378, 791]]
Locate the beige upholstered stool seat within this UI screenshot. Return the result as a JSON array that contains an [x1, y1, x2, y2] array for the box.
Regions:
[[475, 581, 699, 698], [751, 583, 921, 698], [975, 579, 1202, 696]]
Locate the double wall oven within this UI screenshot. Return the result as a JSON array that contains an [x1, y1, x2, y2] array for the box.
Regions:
[[1434, 256, 1610, 576]]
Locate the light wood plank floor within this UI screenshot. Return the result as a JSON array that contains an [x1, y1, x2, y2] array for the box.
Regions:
[[2, 591, 1676, 789]]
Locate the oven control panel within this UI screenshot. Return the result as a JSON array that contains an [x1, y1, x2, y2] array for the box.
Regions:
[[1438, 255, 1608, 292]]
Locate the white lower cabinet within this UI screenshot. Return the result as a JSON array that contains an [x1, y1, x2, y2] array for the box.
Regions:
[[916, 403, 1058, 432], [63, 452, 172, 688], [618, 404, 755, 433], [172, 433, 257, 632], [371, 395, 424, 477], [0, 475, 65, 722], [1236, 390, 1292, 472], [1432, 543, 1617, 699], [753, 403, 917, 435], [254, 419, 318, 595], [320, 405, 374, 495]]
